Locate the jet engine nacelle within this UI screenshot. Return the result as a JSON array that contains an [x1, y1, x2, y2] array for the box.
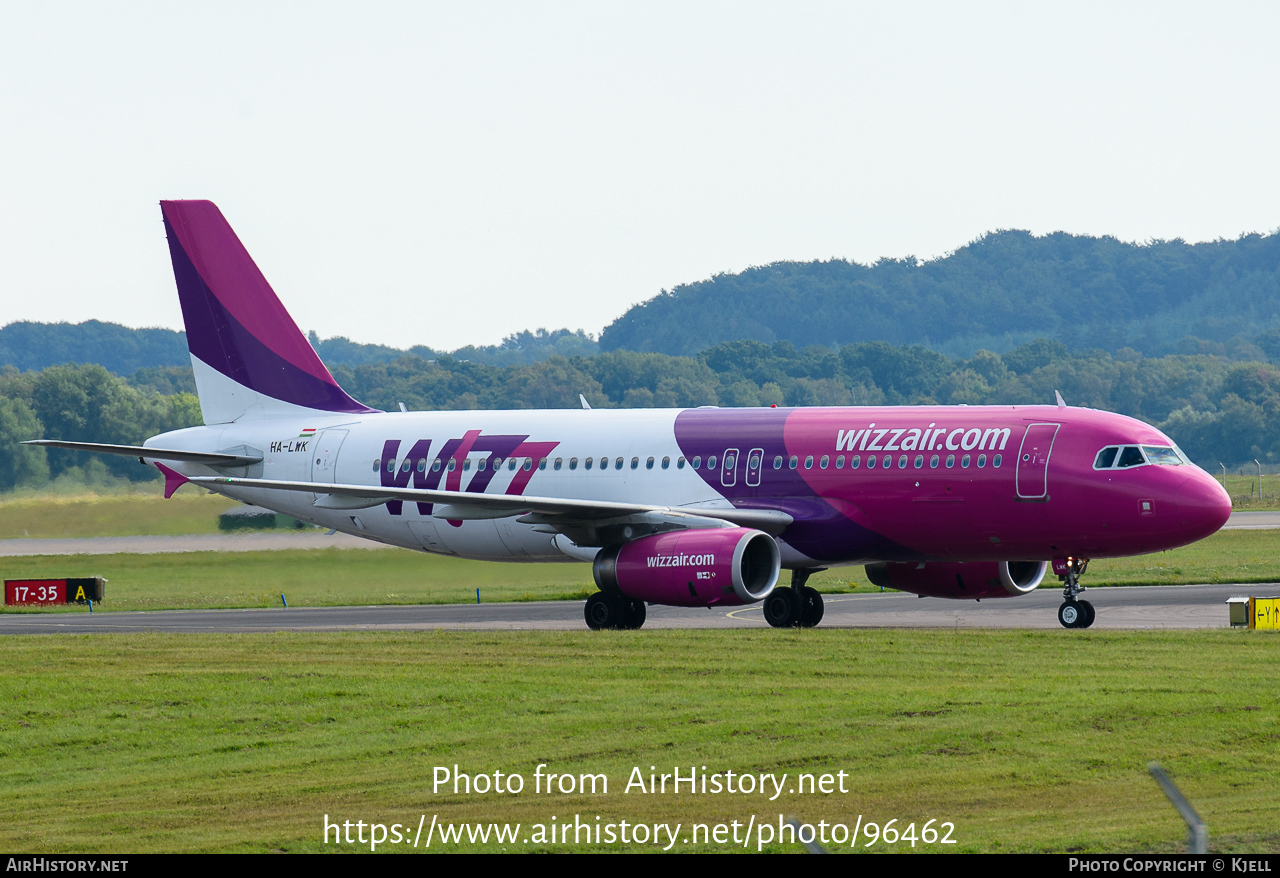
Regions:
[[864, 560, 1049, 599], [593, 528, 781, 607]]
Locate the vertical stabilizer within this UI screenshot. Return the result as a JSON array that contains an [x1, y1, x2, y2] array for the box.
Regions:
[[160, 200, 377, 423]]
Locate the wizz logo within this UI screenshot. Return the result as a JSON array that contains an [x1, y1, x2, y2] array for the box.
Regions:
[[380, 431, 559, 517]]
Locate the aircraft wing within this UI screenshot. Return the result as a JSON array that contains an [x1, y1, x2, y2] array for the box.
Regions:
[[187, 475, 793, 536]]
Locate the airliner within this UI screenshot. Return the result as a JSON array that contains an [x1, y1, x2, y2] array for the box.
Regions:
[[27, 201, 1233, 630]]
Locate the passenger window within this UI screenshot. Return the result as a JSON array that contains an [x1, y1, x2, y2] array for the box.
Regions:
[[1117, 446, 1146, 468], [509, 459, 518, 471], [804, 455, 814, 469], [961, 454, 970, 468], [478, 458, 487, 472], [850, 455, 860, 469], [898, 455, 907, 469], [914, 455, 923, 468], [946, 454, 955, 468], [615, 457, 623, 470], [773, 455, 783, 469], [554, 458, 562, 471], [883, 454, 893, 469], [539, 457, 548, 470], [569, 458, 577, 470], [788, 455, 798, 470], [646, 456, 655, 470], [977, 454, 986, 468], [835, 455, 845, 469], [661, 456, 669, 469], [993, 454, 1002, 468], [820, 455, 829, 469], [432, 459, 442, 472], [866, 455, 876, 469], [677, 457, 686, 469], [417, 459, 427, 473], [490, 457, 500, 470], [930, 454, 939, 468], [401, 459, 411, 473], [446, 459, 456, 471], [386, 460, 396, 473], [585, 457, 593, 470], [692, 456, 701, 469], [708, 455, 718, 470], [1094, 447, 1118, 469], [631, 457, 640, 470]]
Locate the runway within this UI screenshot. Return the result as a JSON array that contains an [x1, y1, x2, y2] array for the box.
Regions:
[[0, 583, 1262, 634]]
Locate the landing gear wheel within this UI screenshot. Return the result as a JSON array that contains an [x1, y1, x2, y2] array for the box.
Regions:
[[1056, 557, 1092, 629], [621, 597, 647, 630], [585, 592, 623, 630], [1077, 599, 1095, 629], [764, 586, 798, 628], [1058, 600, 1082, 629], [798, 586, 824, 628]]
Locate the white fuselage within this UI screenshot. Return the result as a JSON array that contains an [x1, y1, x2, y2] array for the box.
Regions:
[[150, 408, 741, 563]]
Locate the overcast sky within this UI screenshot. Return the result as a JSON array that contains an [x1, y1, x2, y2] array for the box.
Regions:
[[2, 2, 1277, 351]]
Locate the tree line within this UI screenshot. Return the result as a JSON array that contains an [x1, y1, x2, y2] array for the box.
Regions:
[[5, 338, 1279, 490], [599, 229, 1280, 359]]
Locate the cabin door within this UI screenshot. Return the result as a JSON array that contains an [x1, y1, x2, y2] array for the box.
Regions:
[[1015, 423, 1059, 501], [311, 429, 348, 484]]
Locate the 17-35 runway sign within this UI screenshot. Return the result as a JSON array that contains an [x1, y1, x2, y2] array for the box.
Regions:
[[5, 578, 105, 606]]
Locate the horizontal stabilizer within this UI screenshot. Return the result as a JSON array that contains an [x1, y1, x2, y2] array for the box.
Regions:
[[23, 440, 263, 467]]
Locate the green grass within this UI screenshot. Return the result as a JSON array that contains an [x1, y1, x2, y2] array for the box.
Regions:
[[1084, 529, 1280, 587], [0, 629, 1275, 853], [0, 548, 599, 611], [4, 529, 1280, 615], [0, 487, 237, 539], [1220, 473, 1280, 510]]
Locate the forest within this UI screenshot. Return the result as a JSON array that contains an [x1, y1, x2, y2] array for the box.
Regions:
[[5, 226, 1280, 490], [3, 337, 1280, 491], [600, 229, 1280, 358]]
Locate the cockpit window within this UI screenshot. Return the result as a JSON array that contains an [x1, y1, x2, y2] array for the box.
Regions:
[[1116, 446, 1146, 468], [1142, 446, 1184, 466], [1095, 444, 1188, 470]]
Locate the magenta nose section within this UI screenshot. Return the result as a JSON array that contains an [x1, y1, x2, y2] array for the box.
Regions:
[[1173, 473, 1233, 542]]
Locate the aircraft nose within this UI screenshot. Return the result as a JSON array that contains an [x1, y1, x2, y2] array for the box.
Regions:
[[1173, 472, 1233, 541]]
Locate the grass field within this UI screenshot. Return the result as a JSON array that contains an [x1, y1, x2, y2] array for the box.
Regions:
[[1221, 473, 1280, 510], [0, 487, 237, 539], [0, 629, 1275, 853], [3, 529, 1280, 614]]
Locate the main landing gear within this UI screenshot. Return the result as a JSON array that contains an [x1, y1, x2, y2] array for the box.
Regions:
[[1057, 557, 1095, 629], [584, 592, 647, 630], [764, 568, 826, 629]]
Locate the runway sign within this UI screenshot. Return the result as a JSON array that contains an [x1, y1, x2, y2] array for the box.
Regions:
[[1252, 596, 1280, 630], [5, 577, 105, 606]]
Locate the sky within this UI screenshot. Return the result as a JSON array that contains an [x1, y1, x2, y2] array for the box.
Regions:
[[2, 2, 1278, 351]]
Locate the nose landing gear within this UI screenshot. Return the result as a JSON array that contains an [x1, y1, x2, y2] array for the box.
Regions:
[[1056, 557, 1095, 629]]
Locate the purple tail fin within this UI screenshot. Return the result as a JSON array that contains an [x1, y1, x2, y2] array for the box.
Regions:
[[161, 200, 376, 422]]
